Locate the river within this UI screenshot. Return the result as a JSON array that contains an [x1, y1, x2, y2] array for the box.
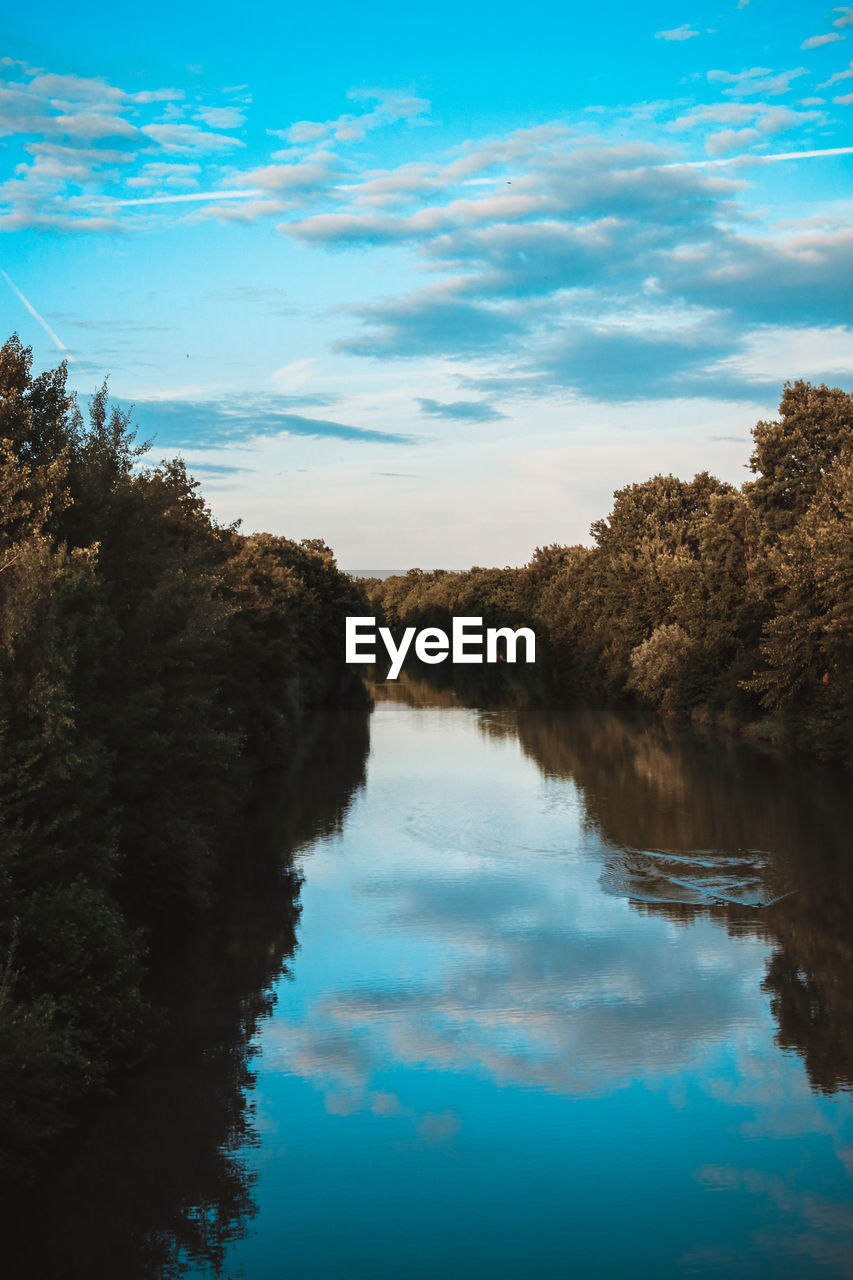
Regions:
[[7, 683, 853, 1277]]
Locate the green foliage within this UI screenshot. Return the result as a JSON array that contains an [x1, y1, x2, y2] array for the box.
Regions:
[[0, 336, 368, 1179], [747, 452, 853, 760], [223, 533, 365, 755], [628, 624, 696, 713], [370, 383, 853, 761], [748, 381, 853, 539]]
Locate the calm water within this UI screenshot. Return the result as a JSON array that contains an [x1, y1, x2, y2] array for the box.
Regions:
[[7, 687, 853, 1277]]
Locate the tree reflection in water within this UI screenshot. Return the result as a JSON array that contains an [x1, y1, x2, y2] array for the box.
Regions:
[[505, 703, 853, 1097], [371, 676, 853, 1099], [7, 684, 852, 1278], [4, 709, 370, 1279]]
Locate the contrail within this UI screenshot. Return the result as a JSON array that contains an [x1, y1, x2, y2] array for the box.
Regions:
[[1, 268, 73, 359], [99, 188, 262, 208], [667, 144, 853, 168]]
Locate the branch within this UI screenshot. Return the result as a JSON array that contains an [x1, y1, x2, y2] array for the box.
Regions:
[[0, 551, 21, 574]]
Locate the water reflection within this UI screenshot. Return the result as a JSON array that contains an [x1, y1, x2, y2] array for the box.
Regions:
[[511, 704, 851, 902], [7, 688, 853, 1278], [215, 692, 847, 1277], [763, 881, 853, 1095], [3, 710, 370, 1279], [508, 704, 853, 1094], [369, 680, 853, 1096], [266, 705, 770, 1106]]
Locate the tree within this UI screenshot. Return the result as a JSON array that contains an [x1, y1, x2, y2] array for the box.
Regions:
[[747, 381, 853, 538], [749, 451, 853, 760]]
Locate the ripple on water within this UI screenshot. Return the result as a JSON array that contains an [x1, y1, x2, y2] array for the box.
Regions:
[[599, 845, 793, 908]]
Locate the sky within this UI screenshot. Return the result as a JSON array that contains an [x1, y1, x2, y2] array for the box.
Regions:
[[1, 1, 852, 566]]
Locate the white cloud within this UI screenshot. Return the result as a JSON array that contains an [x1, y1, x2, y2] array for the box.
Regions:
[[228, 154, 338, 192], [0, 204, 120, 232], [132, 88, 184, 104], [754, 104, 822, 132], [820, 60, 853, 86], [26, 71, 181, 107], [250, 120, 853, 406], [706, 127, 761, 155], [199, 197, 284, 223], [194, 105, 246, 129], [801, 32, 845, 50], [709, 66, 808, 96], [718, 324, 853, 382], [669, 101, 821, 150], [52, 110, 139, 140], [28, 72, 123, 103], [126, 161, 201, 189], [669, 103, 759, 128], [278, 88, 430, 146], [0, 62, 255, 227], [21, 139, 128, 179], [655, 24, 700, 41], [834, 7, 853, 28], [140, 121, 245, 152], [281, 120, 328, 143]]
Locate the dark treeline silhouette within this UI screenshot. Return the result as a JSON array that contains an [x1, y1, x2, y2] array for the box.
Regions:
[[0, 336, 368, 1180], [2, 711, 368, 1280], [3, 707, 370, 1277], [365, 381, 853, 764]]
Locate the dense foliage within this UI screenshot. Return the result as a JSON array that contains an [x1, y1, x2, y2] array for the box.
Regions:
[[0, 337, 366, 1178], [365, 381, 853, 764]]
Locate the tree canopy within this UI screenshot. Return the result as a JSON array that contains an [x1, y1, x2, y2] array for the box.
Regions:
[[0, 336, 367, 1178], [367, 380, 853, 762]]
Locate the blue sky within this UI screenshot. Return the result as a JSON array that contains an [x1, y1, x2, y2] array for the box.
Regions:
[[2, 1, 852, 565]]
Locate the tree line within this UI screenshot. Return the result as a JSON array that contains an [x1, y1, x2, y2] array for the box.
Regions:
[[0, 336, 367, 1178], [364, 380, 853, 765]]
